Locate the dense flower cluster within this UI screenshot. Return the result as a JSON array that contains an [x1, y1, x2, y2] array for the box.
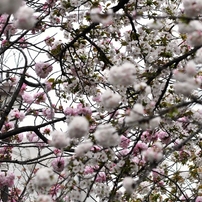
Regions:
[[94, 124, 120, 148], [173, 60, 201, 95], [0, 0, 36, 29], [34, 168, 56, 188], [35, 62, 53, 78], [49, 130, 70, 148], [100, 89, 121, 110], [1, 0, 202, 201], [67, 116, 89, 139], [0, 172, 15, 188], [0, 0, 22, 14], [90, 7, 114, 25], [108, 62, 137, 86], [14, 6, 36, 30]]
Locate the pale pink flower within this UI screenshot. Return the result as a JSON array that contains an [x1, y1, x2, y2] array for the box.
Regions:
[[90, 7, 113, 25], [0, 172, 15, 188], [185, 60, 197, 76], [100, 89, 121, 110], [51, 157, 65, 172], [44, 80, 52, 91], [22, 93, 34, 104], [177, 117, 188, 123], [26, 132, 37, 142], [188, 31, 202, 47], [0, 172, 7, 187], [37, 195, 53, 202], [9, 76, 18, 85], [19, 37, 27, 48], [196, 196, 202, 202], [35, 168, 56, 188], [45, 36, 55, 46], [81, 107, 92, 116], [5, 172, 15, 187], [76, 104, 92, 115], [183, 0, 202, 17], [16, 133, 24, 142], [152, 168, 164, 182], [141, 131, 158, 142], [14, 6, 36, 30], [42, 108, 55, 120], [0, 147, 6, 154], [133, 141, 148, 155], [53, 149, 62, 156], [94, 124, 120, 148], [132, 156, 146, 166], [119, 135, 130, 149], [118, 149, 130, 157], [90, 145, 101, 152], [49, 130, 70, 149], [35, 62, 53, 78], [1, 39, 8, 47], [90, 7, 102, 23], [142, 146, 163, 163], [67, 116, 89, 139], [33, 136, 47, 148], [48, 184, 61, 197], [92, 95, 101, 102], [122, 177, 135, 194], [108, 62, 137, 86], [149, 117, 161, 129], [0, 0, 22, 14], [9, 109, 25, 121], [75, 141, 93, 157], [1, 122, 14, 132], [157, 131, 171, 144], [96, 172, 106, 183], [84, 166, 94, 175], [19, 83, 27, 95], [64, 107, 76, 116], [34, 92, 47, 103]]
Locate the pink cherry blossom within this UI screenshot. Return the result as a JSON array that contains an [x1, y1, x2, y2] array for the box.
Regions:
[[15, 6, 36, 30], [26, 132, 37, 142], [157, 131, 171, 144], [42, 108, 55, 120], [19, 83, 27, 95], [84, 166, 94, 175], [196, 196, 202, 202], [49, 130, 70, 149], [119, 135, 130, 149], [34, 92, 47, 103], [22, 93, 34, 104], [35, 62, 53, 78], [9, 109, 25, 121], [1, 122, 14, 132], [133, 141, 148, 155], [96, 172, 106, 183], [44, 80, 52, 91], [51, 157, 65, 172]]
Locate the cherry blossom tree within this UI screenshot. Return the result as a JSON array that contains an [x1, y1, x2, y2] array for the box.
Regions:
[[1, 0, 202, 201]]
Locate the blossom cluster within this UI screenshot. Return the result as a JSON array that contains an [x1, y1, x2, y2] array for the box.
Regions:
[[0, 0, 36, 30], [49, 116, 90, 148], [35, 62, 53, 79], [94, 124, 120, 148], [179, 1, 202, 46], [173, 60, 201, 95], [0, 172, 15, 188], [108, 62, 137, 86], [90, 7, 114, 25], [2, 0, 202, 201]]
